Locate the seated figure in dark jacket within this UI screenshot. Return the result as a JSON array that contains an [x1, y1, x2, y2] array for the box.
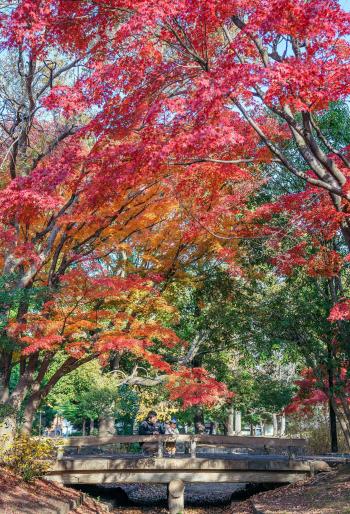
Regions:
[[139, 410, 164, 455]]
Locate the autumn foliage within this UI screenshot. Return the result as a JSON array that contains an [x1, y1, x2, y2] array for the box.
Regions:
[[286, 366, 350, 414], [168, 368, 233, 408], [1, 0, 350, 430]]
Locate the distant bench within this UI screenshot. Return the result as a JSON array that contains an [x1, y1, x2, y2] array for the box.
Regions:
[[57, 434, 307, 458]]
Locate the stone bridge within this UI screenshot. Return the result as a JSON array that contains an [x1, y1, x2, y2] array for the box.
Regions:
[[45, 434, 329, 513]]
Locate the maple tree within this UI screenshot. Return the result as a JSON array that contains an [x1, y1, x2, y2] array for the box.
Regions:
[[1, 0, 350, 440], [28, 0, 350, 243], [286, 365, 350, 448], [0, 3, 244, 437], [38, 0, 350, 321]]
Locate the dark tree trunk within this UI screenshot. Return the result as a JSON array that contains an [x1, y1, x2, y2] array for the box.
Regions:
[[194, 408, 204, 434], [209, 421, 217, 435], [328, 365, 338, 453], [82, 419, 86, 436], [329, 400, 338, 453], [341, 223, 350, 252], [331, 400, 350, 449], [21, 395, 41, 435], [327, 346, 338, 453]]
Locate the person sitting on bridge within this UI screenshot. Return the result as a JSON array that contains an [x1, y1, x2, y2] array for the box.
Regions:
[[165, 418, 179, 457], [138, 410, 164, 455]]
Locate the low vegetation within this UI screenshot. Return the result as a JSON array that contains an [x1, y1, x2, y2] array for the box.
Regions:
[[0, 435, 59, 482]]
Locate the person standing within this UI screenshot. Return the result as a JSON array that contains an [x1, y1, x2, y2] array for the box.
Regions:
[[165, 418, 179, 457], [138, 410, 164, 455], [139, 411, 163, 435]]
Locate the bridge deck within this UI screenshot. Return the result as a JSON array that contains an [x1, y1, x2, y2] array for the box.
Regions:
[[46, 452, 320, 485], [55, 452, 300, 461], [44, 435, 333, 486]]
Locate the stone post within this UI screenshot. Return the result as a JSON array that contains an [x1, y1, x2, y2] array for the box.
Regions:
[[190, 438, 196, 458], [168, 479, 184, 514]]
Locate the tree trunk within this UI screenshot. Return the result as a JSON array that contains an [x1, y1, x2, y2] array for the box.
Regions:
[[194, 407, 204, 434], [0, 385, 9, 403], [272, 413, 278, 436], [0, 353, 40, 440], [340, 395, 350, 423], [279, 414, 286, 437], [90, 418, 95, 435], [331, 400, 350, 449], [341, 224, 350, 252], [7, 354, 96, 438], [0, 363, 11, 403], [329, 400, 338, 453], [209, 421, 217, 435], [327, 356, 338, 452], [0, 412, 18, 453], [234, 410, 242, 435], [0, 380, 31, 443], [21, 401, 39, 436], [0, 412, 17, 444], [99, 415, 115, 437], [82, 419, 86, 436], [20, 389, 45, 436], [226, 405, 234, 436]]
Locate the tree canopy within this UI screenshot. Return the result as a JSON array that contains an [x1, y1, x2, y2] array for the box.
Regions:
[[0, 0, 350, 445]]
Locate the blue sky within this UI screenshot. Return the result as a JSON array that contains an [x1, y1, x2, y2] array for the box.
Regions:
[[340, 0, 350, 11]]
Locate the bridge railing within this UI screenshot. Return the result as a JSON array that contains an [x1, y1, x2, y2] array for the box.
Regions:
[[57, 434, 306, 459]]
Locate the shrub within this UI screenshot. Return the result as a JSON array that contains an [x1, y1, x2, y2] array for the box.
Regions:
[[0, 435, 60, 482], [287, 408, 348, 454]]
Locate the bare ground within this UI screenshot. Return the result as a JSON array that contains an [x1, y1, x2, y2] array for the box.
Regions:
[[227, 465, 350, 514], [1, 465, 350, 514], [0, 466, 109, 514]]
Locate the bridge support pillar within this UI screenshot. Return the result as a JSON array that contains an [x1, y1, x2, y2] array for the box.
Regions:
[[168, 479, 184, 514]]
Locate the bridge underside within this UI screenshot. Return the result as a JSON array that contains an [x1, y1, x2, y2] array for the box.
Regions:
[[46, 455, 313, 485], [47, 470, 310, 485]]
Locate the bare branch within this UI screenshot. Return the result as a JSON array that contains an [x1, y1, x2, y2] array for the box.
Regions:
[[30, 125, 79, 171], [233, 98, 347, 197]]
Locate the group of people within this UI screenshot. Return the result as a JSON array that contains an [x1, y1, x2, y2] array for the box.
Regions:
[[139, 410, 179, 456]]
